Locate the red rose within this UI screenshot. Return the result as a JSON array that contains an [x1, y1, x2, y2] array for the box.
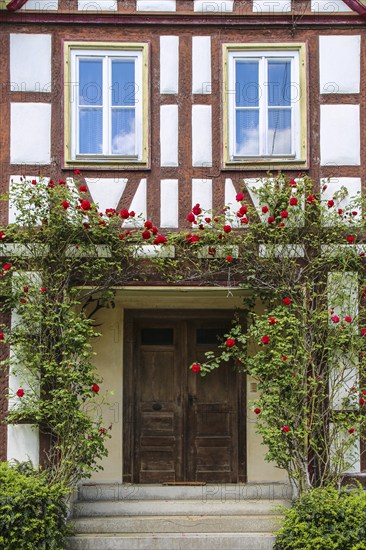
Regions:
[[289, 179, 296, 187], [62, 201, 70, 210], [144, 221, 153, 229], [152, 227, 158, 235], [345, 316, 352, 323], [239, 205, 248, 215], [327, 200, 334, 208], [307, 195, 316, 204], [187, 213, 196, 223], [282, 426, 290, 433], [346, 235, 355, 244], [359, 397, 365, 406], [236, 193, 244, 202], [278, 222, 285, 228], [40, 287, 47, 293], [338, 209, 343, 215], [268, 216, 275, 224], [283, 297, 291, 306], [80, 199, 91, 211], [289, 197, 298, 206], [268, 317, 277, 325], [331, 315, 340, 323], [348, 427, 355, 434], [31, 179, 37, 185], [100, 428, 106, 434], [191, 363, 201, 373], [254, 408, 261, 415], [92, 384, 100, 393], [282, 356, 288, 361], [241, 217, 249, 225], [261, 205, 269, 213], [129, 211, 135, 217], [16, 388, 24, 398], [154, 235, 167, 245], [261, 335, 270, 345], [204, 217, 211, 223], [0, 232, 5, 240], [105, 208, 116, 218], [120, 209, 129, 219], [21, 298, 27, 304], [74, 169, 81, 175], [352, 211, 358, 216], [79, 185, 87, 193], [192, 204, 201, 215], [142, 230, 151, 240], [280, 210, 288, 219], [186, 234, 200, 243], [0, 332, 4, 340], [226, 255, 233, 263], [223, 225, 232, 233], [3, 263, 11, 271], [225, 338, 235, 348], [361, 328, 366, 336]]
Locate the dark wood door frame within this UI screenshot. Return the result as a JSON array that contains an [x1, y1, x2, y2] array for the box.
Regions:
[[123, 310, 247, 483]]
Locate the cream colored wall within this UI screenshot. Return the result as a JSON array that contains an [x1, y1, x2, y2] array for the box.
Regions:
[[89, 287, 287, 484]]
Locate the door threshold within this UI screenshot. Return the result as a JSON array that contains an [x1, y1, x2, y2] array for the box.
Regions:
[[161, 482, 207, 486]]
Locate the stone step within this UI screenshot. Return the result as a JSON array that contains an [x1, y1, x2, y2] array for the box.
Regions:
[[66, 532, 276, 550], [73, 498, 289, 517], [78, 483, 293, 502], [71, 514, 281, 534]]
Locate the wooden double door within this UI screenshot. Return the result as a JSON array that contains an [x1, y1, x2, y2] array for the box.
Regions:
[[123, 311, 246, 483]]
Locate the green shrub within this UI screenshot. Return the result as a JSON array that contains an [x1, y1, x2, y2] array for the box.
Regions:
[[0, 462, 70, 550], [274, 485, 366, 550]]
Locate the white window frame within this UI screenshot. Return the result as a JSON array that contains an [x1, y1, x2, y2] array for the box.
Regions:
[[64, 42, 149, 168], [223, 43, 307, 168]]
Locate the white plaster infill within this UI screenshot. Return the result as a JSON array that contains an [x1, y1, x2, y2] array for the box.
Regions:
[[78, 0, 117, 10], [197, 245, 239, 259], [132, 245, 175, 258], [320, 104, 360, 166], [137, 0, 176, 11], [319, 35, 360, 94], [259, 244, 305, 258], [160, 105, 179, 167], [66, 245, 112, 258], [192, 37, 212, 95], [311, 0, 352, 12], [160, 36, 179, 94], [194, 0, 234, 11], [10, 103, 51, 165], [253, 0, 291, 12], [10, 33, 52, 92], [192, 106, 212, 168], [160, 179, 179, 228]]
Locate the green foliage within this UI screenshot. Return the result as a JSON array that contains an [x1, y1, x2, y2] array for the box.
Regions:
[[274, 485, 366, 550], [0, 462, 69, 550]]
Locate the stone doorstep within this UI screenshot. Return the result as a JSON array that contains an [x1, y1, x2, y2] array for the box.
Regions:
[[72, 498, 290, 517], [71, 514, 282, 534], [66, 532, 276, 550]]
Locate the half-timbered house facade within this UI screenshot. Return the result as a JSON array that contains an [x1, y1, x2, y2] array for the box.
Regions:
[[1, 0, 366, 489]]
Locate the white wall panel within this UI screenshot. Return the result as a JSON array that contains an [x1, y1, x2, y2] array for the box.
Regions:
[[253, 0, 291, 12], [21, 0, 58, 10], [160, 105, 178, 167], [160, 36, 179, 94], [225, 179, 241, 228], [11, 103, 51, 165], [85, 178, 128, 212], [7, 425, 39, 467], [320, 105, 360, 166], [311, 0, 351, 12], [10, 34, 51, 92], [78, 0, 117, 10], [192, 179, 212, 214], [319, 35, 360, 94], [122, 179, 147, 227], [194, 0, 233, 11], [192, 37, 211, 95], [160, 179, 179, 228], [321, 177, 361, 222], [137, 0, 176, 10], [192, 105, 212, 167]]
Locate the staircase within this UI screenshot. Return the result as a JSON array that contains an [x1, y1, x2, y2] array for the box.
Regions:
[[67, 483, 292, 550]]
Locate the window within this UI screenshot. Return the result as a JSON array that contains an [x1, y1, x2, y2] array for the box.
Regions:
[[64, 42, 149, 168], [223, 43, 307, 168]]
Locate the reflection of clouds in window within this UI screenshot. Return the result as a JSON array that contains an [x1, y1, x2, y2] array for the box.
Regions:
[[112, 109, 135, 155], [268, 109, 291, 155], [236, 129, 260, 156]]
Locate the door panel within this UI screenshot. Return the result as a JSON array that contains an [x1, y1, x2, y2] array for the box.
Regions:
[[128, 313, 245, 483]]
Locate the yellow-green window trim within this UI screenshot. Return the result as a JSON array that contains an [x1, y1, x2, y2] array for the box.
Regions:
[[222, 42, 308, 170], [63, 41, 149, 170]]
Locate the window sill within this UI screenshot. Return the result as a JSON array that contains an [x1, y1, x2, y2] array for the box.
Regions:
[[222, 158, 308, 170]]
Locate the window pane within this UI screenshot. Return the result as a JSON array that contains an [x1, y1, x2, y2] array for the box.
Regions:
[[112, 108, 136, 155], [268, 109, 292, 155], [79, 108, 103, 154], [79, 59, 103, 106], [268, 61, 291, 107], [236, 109, 259, 156], [112, 60, 136, 107], [236, 61, 259, 107], [141, 328, 174, 346]]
